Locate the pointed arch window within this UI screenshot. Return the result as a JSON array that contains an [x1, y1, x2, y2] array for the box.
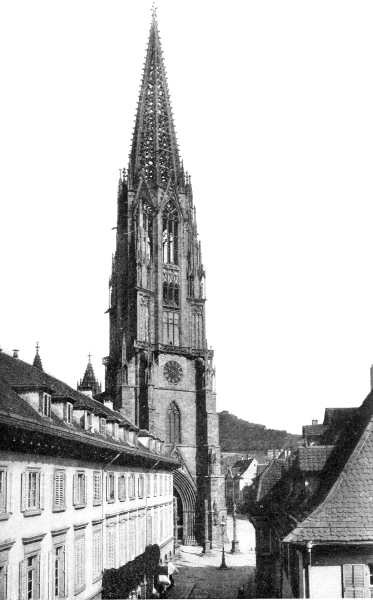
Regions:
[[167, 402, 181, 444], [141, 200, 153, 260], [163, 201, 178, 264]]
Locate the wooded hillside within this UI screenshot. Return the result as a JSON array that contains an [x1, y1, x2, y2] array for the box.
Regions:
[[219, 410, 302, 452]]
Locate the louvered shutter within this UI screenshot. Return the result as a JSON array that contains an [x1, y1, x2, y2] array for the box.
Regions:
[[19, 560, 27, 600], [6, 472, 12, 514], [6, 564, 15, 600], [343, 564, 368, 598], [106, 474, 109, 501], [64, 545, 68, 597], [75, 537, 85, 590], [39, 393, 43, 413], [20, 472, 26, 512], [84, 474, 87, 505], [48, 551, 53, 600], [40, 473, 45, 510], [39, 553, 46, 600], [73, 474, 78, 506]]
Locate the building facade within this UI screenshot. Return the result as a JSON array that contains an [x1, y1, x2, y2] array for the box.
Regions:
[[103, 11, 226, 547], [0, 349, 177, 600]]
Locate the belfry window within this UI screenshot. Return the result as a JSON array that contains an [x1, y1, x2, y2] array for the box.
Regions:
[[167, 402, 181, 444], [162, 201, 178, 264], [163, 268, 179, 307], [163, 311, 179, 346]]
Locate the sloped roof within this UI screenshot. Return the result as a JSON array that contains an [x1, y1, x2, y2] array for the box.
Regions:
[[297, 446, 334, 472], [0, 352, 176, 466], [256, 459, 286, 502], [285, 392, 373, 543], [231, 458, 255, 476], [302, 424, 327, 437]]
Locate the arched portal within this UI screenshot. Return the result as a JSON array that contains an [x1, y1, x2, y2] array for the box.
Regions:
[[173, 468, 197, 546]]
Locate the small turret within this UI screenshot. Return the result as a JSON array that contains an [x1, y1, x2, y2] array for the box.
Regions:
[[32, 342, 43, 371], [78, 353, 102, 398]]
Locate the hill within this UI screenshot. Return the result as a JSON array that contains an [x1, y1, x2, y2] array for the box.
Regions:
[[218, 410, 302, 453]]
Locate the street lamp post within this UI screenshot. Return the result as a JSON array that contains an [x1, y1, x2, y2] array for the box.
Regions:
[[230, 503, 240, 554], [203, 498, 212, 555], [218, 516, 229, 570]]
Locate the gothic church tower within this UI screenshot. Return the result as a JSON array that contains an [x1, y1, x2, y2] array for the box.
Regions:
[[103, 10, 226, 546]]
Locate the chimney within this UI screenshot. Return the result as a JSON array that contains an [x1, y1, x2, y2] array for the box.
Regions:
[[312, 419, 318, 426], [13, 349, 19, 358]]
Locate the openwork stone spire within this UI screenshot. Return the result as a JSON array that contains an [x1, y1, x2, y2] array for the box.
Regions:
[[129, 10, 181, 188]]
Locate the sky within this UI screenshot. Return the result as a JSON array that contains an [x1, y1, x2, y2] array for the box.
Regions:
[[1, 1, 373, 434]]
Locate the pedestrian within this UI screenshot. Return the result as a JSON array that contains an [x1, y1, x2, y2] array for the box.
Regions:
[[166, 559, 179, 587]]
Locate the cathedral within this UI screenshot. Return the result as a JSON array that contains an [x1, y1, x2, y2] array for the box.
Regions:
[[103, 9, 226, 547]]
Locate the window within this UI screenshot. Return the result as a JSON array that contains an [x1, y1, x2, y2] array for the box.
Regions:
[[106, 473, 115, 502], [86, 412, 93, 431], [19, 554, 40, 600], [192, 307, 203, 349], [167, 402, 181, 444], [53, 470, 66, 512], [163, 268, 179, 307], [160, 475, 163, 496], [138, 475, 144, 499], [141, 200, 153, 260], [114, 423, 119, 439], [119, 520, 126, 566], [118, 475, 126, 501], [139, 297, 150, 343], [73, 472, 86, 507], [160, 507, 164, 540], [21, 469, 44, 514], [93, 525, 102, 582], [41, 393, 51, 418], [65, 403, 73, 424], [162, 200, 178, 264], [163, 311, 179, 346], [106, 524, 116, 569], [128, 474, 136, 500], [0, 565, 7, 600], [146, 474, 151, 498], [99, 418, 106, 436], [0, 468, 10, 516], [54, 546, 65, 598], [153, 474, 158, 497], [74, 535, 85, 593], [93, 472, 102, 505]]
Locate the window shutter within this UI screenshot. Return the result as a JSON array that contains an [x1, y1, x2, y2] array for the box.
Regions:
[[73, 474, 78, 506], [64, 545, 68, 597], [19, 560, 27, 600], [343, 564, 367, 598], [39, 393, 43, 413], [84, 473, 87, 505], [47, 551, 53, 600], [106, 474, 109, 501], [6, 472, 12, 514], [20, 472, 26, 512], [39, 553, 46, 600], [40, 473, 45, 510]]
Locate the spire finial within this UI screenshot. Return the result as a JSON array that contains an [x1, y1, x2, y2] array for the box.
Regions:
[[32, 342, 43, 371], [151, 2, 157, 21], [88, 352, 91, 364], [36, 341, 40, 355]]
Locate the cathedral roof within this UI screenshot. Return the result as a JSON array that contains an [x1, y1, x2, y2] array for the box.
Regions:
[[129, 9, 181, 188], [78, 353, 101, 396]]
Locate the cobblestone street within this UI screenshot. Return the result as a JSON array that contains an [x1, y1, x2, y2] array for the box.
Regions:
[[165, 516, 256, 599]]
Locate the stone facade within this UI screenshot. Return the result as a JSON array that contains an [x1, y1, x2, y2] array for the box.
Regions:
[[103, 11, 226, 547]]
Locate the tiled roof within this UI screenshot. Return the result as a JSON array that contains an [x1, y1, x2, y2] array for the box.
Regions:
[[0, 352, 176, 466], [285, 391, 373, 543], [302, 424, 327, 437], [323, 407, 358, 426], [231, 458, 255, 476], [297, 446, 334, 472], [256, 459, 285, 502]]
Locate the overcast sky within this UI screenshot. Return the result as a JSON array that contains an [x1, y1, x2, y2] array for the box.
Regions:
[[1, 1, 373, 434]]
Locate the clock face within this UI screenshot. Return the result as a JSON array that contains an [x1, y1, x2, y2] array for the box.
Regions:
[[163, 360, 183, 384]]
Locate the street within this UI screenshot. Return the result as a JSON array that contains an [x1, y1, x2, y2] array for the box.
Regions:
[[165, 515, 256, 599]]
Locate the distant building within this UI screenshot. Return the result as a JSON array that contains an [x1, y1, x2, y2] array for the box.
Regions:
[[250, 392, 373, 598], [0, 348, 177, 600], [225, 457, 258, 509]]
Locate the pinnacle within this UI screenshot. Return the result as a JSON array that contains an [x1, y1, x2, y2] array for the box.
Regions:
[[32, 341, 43, 371]]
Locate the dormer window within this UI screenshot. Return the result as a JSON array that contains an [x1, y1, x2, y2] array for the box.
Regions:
[[114, 423, 119, 439], [41, 393, 51, 418], [100, 418, 106, 436]]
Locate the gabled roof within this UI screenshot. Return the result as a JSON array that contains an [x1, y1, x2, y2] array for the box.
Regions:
[[256, 459, 286, 502], [285, 392, 373, 544], [302, 424, 327, 437], [231, 458, 256, 477]]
